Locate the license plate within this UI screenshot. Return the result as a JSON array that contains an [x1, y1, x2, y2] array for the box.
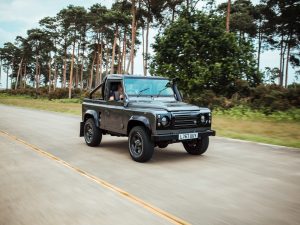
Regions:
[[178, 132, 198, 140]]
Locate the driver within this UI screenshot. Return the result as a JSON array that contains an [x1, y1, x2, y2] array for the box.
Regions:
[[109, 83, 124, 101]]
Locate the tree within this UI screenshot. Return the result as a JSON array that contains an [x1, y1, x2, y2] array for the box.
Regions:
[[262, 0, 300, 87], [14, 36, 33, 89], [150, 10, 261, 96], [88, 4, 108, 88], [39, 16, 60, 91], [0, 42, 19, 89], [27, 28, 53, 89], [218, 0, 257, 39]]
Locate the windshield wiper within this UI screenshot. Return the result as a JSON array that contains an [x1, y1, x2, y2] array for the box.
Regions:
[[157, 82, 172, 98], [137, 88, 149, 97]]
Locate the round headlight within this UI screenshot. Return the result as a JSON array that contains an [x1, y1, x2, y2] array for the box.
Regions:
[[201, 115, 206, 123], [161, 116, 169, 126]]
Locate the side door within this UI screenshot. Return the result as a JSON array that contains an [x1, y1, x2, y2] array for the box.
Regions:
[[103, 79, 126, 134]]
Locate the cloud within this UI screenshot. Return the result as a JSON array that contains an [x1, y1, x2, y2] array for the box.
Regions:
[[0, 27, 19, 44], [0, 0, 112, 45]]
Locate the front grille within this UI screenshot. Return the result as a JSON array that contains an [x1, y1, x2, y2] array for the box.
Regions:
[[172, 111, 200, 129]]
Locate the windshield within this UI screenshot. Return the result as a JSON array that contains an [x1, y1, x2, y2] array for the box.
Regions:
[[124, 77, 174, 97]]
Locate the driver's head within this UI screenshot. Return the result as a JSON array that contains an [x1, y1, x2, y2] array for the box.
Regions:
[[118, 83, 123, 92]]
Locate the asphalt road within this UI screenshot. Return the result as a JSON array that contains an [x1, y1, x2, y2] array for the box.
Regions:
[[0, 104, 300, 225]]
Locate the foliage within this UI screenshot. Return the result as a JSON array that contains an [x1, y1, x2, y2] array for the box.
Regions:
[[151, 10, 261, 96], [214, 106, 300, 122], [0, 88, 87, 99], [217, 0, 257, 39], [187, 82, 300, 114]]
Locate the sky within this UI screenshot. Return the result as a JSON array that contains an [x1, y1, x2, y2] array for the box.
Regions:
[[0, 0, 298, 88]]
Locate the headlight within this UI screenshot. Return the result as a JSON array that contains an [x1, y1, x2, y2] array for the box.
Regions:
[[157, 114, 170, 128], [161, 116, 169, 126]]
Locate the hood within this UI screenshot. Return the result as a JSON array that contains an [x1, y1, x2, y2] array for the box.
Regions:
[[128, 100, 202, 112]]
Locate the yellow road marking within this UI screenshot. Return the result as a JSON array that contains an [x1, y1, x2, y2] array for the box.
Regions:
[[0, 130, 190, 225]]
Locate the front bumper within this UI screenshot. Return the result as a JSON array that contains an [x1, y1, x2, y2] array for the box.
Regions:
[[151, 129, 216, 142]]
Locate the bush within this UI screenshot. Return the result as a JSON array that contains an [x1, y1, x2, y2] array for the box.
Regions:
[[48, 88, 69, 99], [0, 87, 88, 100], [188, 83, 299, 113]]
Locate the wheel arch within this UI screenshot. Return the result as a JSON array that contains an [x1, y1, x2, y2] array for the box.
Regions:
[[84, 110, 100, 127], [80, 110, 100, 137], [127, 116, 152, 136]]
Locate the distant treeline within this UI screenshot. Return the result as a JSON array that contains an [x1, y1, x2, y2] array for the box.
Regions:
[[0, 0, 299, 99]]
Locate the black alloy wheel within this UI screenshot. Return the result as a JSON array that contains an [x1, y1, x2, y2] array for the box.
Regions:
[[84, 118, 102, 147], [128, 126, 154, 162], [183, 136, 209, 155]]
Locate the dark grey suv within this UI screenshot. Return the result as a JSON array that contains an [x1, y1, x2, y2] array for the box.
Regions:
[[80, 74, 215, 162]]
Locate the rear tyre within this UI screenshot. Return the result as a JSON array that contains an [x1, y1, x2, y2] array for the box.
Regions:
[[183, 136, 209, 155], [84, 118, 102, 147], [128, 126, 154, 162]]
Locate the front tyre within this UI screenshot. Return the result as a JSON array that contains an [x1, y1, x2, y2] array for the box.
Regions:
[[183, 136, 209, 155], [128, 126, 154, 162], [84, 118, 102, 147]]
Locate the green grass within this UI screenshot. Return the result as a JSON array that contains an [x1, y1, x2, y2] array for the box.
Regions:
[[0, 94, 81, 115], [1, 93, 299, 148], [213, 116, 300, 148], [214, 105, 300, 122]]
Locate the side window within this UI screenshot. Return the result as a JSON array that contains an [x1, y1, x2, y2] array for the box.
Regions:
[[107, 80, 123, 101]]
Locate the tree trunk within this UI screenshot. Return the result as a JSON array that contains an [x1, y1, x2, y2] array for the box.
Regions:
[[280, 41, 287, 87], [145, 19, 150, 76], [226, 0, 231, 32], [281, 42, 287, 87], [127, 0, 136, 74], [257, 22, 262, 72], [131, 21, 138, 75], [6, 67, 9, 90], [80, 59, 84, 90], [279, 35, 283, 86], [35, 56, 39, 89], [117, 35, 122, 74], [54, 62, 57, 91], [89, 51, 96, 90], [284, 43, 290, 88], [172, 7, 175, 23], [95, 34, 100, 86], [142, 28, 145, 76], [69, 40, 76, 99], [15, 57, 23, 90], [75, 40, 81, 88], [48, 58, 52, 93], [122, 29, 127, 73], [37, 62, 40, 89], [23, 63, 27, 88], [62, 48, 67, 88], [80, 45, 85, 90], [105, 44, 109, 76], [99, 41, 103, 83], [111, 24, 119, 74]]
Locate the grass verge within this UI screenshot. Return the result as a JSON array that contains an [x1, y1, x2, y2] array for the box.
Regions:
[[1, 94, 299, 148], [0, 94, 81, 115], [213, 116, 300, 148]]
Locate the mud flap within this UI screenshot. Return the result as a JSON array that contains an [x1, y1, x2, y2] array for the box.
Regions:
[[80, 122, 84, 137]]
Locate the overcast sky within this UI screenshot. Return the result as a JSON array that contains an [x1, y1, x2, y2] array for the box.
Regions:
[[0, 0, 297, 88]]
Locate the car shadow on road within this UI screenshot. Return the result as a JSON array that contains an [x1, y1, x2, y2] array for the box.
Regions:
[[99, 139, 207, 163], [98, 139, 128, 155], [151, 148, 206, 163]]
